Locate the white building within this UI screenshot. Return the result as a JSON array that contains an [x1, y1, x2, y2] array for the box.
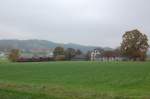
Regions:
[[0, 51, 5, 57], [91, 49, 123, 61], [91, 49, 101, 61]]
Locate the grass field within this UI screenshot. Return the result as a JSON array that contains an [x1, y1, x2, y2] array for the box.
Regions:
[[0, 61, 150, 99]]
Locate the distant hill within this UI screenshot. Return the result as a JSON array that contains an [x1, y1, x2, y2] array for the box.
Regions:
[[0, 39, 112, 53]]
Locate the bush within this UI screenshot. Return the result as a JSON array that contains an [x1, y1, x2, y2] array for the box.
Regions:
[[54, 55, 65, 61], [8, 49, 20, 62]]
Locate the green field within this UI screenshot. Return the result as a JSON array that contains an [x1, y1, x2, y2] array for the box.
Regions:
[[0, 61, 150, 99]]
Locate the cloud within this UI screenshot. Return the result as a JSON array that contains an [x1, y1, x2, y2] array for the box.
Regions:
[[0, 0, 150, 47]]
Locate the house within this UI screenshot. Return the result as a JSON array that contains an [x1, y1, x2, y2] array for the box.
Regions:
[[91, 49, 101, 61], [91, 49, 123, 61], [100, 51, 122, 61], [17, 48, 54, 62]]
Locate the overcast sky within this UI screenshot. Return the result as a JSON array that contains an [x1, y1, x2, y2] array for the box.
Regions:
[[0, 0, 150, 48]]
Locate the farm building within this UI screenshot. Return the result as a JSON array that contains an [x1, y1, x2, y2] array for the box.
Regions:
[[71, 54, 88, 61], [91, 49, 101, 61], [17, 48, 54, 62], [91, 49, 123, 61], [0, 51, 5, 57]]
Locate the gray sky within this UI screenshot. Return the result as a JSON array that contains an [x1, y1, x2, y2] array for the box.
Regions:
[[0, 0, 150, 48]]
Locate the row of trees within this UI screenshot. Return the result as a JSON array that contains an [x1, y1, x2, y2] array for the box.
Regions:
[[8, 47, 83, 62], [8, 29, 149, 62], [53, 47, 82, 61]]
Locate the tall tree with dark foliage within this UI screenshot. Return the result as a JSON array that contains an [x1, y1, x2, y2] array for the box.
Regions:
[[65, 48, 76, 60], [121, 29, 149, 61]]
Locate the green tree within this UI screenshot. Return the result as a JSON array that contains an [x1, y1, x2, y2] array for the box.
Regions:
[[121, 29, 149, 61], [53, 47, 65, 57], [8, 49, 20, 62], [85, 51, 91, 60], [65, 48, 76, 60], [76, 49, 82, 55]]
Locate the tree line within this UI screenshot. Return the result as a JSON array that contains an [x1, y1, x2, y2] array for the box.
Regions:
[[8, 29, 149, 62], [8, 47, 84, 62], [53, 47, 83, 61]]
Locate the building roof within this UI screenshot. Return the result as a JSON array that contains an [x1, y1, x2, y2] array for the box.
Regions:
[[72, 54, 87, 59]]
